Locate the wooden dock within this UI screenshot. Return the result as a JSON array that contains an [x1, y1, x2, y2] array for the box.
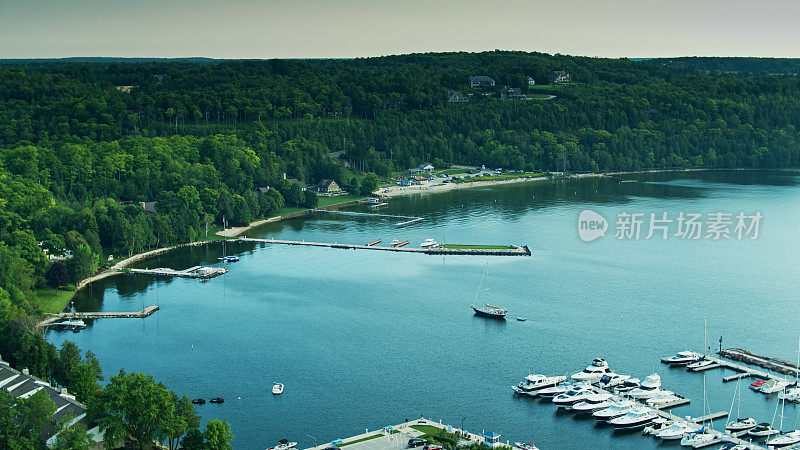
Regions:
[[55, 305, 160, 319], [126, 266, 227, 279], [240, 237, 531, 256], [666, 350, 795, 384], [313, 209, 424, 227]]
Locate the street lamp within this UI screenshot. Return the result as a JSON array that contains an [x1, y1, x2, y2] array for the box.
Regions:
[[308, 435, 318, 448]]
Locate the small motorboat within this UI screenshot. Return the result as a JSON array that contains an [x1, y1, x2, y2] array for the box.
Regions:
[[661, 351, 701, 365], [571, 392, 615, 414], [758, 378, 796, 394], [571, 358, 612, 382], [595, 373, 631, 390], [272, 382, 284, 395], [686, 357, 715, 371], [268, 439, 297, 450], [420, 239, 439, 248], [680, 428, 716, 447], [646, 390, 681, 407], [779, 387, 800, 402], [511, 374, 566, 396], [513, 442, 539, 450], [516, 317, 526, 322], [719, 444, 748, 450], [209, 397, 225, 404], [747, 422, 780, 438], [725, 417, 757, 432], [767, 430, 800, 448], [191, 398, 206, 405], [593, 400, 637, 421], [471, 304, 507, 319], [218, 256, 239, 262], [613, 378, 641, 394], [654, 420, 700, 440], [629, 373, 662, 399], [643, 417, 671, 435], [750, 379, 767, 391], [50, 319, 87, 331], [608, 408, 657, 430], [536, 382, 572, 399], [552, 385, 596, 408]]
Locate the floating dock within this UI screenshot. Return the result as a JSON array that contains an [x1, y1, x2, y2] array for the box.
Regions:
[[314, 209, 424, 227], [54, 305, 160, 320], [239, 237, 531, 256], [125, 266, 228, 279]]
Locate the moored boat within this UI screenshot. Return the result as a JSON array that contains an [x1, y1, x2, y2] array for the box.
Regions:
[[608, 408, 657, 430], [593, 399, 637, 421], [571, 358, 611, 382], [268, 439, 297, 450], [767, 430, 800, 447], [645, 390, 681, 407], [613, 377, 641, 394], [552, 385, 596, 408], [512, 374, 566, 396], [629, 373, 662, 399], [654, 420, 700, 440], [512, 442, 539, 450], [209, 397, 224, 403], [595, 373, 630, 390], [686, 357, 715, 371], [571, 392, 615, 414], [420, 239, 439, 248], [661, 350, 701, 365], [747, 422, 779, 438], [272, 382, 284, 395], [191, 397, 206, 405], [472, 304, 507, 318], [679, 428, 716, 447], [725, 417, 757, 432]]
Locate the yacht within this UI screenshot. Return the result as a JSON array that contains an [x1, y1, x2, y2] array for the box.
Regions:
[[645, 390, 681, 407], [779, 387, 800, 402], [750, 379, 767, 391], [537, 382, 573, 399], [571, 392, 615, 414], [595, 373, 630, 390], [593, 400, 637, 421], [747, 422, 779, 438], [759, 378, 795, 394], [272, 382, 284, 395], [725, 417, 757, 432], [686, 357, 715, 371], [268, 440, 297, 450], [643, 417, 671, 435], [420, 239, 439, 248], [613, 378, 641, 394], [680, 428, 716, 447], [512, 374, 566, 395], [661, 351, 701, 365], [654, 420, 701, 440], [512, 442, 539, 450], [552, 385, 596, 408], [472, 304, 507, 319], [608, 408, 658, 430], [767, 430, 800, 447], [629, 373, 662, 399], [571, 358, 611, 382]]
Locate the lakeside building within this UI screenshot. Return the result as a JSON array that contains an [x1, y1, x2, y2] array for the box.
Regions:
[[469, 75, 496, 88], [312, 179, 342, 194], [549, 70, 572, 84]]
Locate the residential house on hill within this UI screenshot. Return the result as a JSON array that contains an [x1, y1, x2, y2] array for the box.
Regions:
[[500, 86, 526, 100], [527, 76, 536, 86], [252, 186, 271, 196], [419, 164, 434, 173], [138, 201, 157, 214], [312, 179, 341, 193], [447, 91, 469, 103], [469, 76, 495, 88], [549, 71, 571, 84]]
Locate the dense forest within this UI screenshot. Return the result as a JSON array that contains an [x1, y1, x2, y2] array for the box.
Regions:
[[1, 51, 800, 447]]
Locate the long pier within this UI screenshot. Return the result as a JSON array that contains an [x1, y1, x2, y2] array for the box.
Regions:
[[39, 306, 160, 328], [126, 266, 228, 279], [663, 350, 796, 384], [239, 237, 531, 256], [313, 209, 424, 227], [719, 348, 800, 378]]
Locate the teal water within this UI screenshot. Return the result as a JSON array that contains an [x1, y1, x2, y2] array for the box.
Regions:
[[49, 171, 800, 449]]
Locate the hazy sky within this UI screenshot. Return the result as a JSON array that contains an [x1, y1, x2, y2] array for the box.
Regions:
[[1, 0, 799, 59]]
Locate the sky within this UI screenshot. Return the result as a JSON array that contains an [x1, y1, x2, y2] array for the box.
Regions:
[[1, 0, 799, 59]]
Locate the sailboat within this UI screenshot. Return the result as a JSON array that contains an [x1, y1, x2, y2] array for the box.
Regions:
[[725, 378, 757, 432], [681, 318, 716, 447], [765, 337, 800, 448], [471, 264, 507, 319]]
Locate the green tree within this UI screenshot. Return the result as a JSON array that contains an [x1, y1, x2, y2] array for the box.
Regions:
[[359, 173, 379, 195], [53, 421, 93, 450], [203, 419, 234, 450], [287, 183, 304, 207], [302, 190, 319, 208], [165, 394, 200, 450], [66, 244, 98, 284], [45, 261, 69, 289], [91, 370, 175, 450]]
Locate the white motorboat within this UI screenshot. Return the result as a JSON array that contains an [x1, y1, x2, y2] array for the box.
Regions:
[[747, 422, 779, 438], [608, 408, 658, 430], [686, 358, 715, 371], [593, 400, 637, 421], [268, 440, 297, 450], [725, 417, 757, 432], [512, 374, 566, 395], [767, 430, 800, 447], [646, 390, 681, 407], [571, 392, 615, 414], [613, 378, 641, 394], [680, 428, 715, 447], [571, 358, 611, 382], [759, 378, 795, 394], [420, 239, 439, 248], [643, 417, 671, 435], [661, 351, 701, 365], [536, 382, 573, 399], [595, 373, 630, 390], [272, 382, 284, 395], [513, 442, 539, 450], [552, 385, 596, 408], [779, 387, 800, 402], [654, 420, 701, 440], [629, 373, 662, 399]]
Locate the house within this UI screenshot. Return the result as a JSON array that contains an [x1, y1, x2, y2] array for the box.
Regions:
[[482, 432, 502, 448], [549, 70, 571, 84], [313, 179, 341, 194], [0, 357, 104, 447], [418, 164, 434, 173], [447, 90, 469, 103], [527, 76, 536, 86], [469, 76, 495, 88], [407, 167, 423, 176], [138, 201, 157, 214], [115, 85, 134, 93], [252, 186, 271, 196], [399, 179, 412, 186], [500, 86, 526, 100]]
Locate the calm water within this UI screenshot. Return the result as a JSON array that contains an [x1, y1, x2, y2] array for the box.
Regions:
[[49, 171, 800, 449]]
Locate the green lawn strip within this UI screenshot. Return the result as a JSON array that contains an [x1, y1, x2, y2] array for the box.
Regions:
[[34, 288, 75, 314], [316, 194, 364, 207], [338, 433, 384, 446], [442, 244, 515, 250], [410, 425, 464, 447]]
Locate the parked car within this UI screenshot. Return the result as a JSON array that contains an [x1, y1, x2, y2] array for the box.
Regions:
[[423, 445, 442, 450], [408, 438, 428, 448]]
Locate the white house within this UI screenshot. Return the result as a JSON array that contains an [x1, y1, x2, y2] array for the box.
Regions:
[[527, 76, 535, 86]]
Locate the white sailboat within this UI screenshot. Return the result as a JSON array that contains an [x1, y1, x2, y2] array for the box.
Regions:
[[681, 318, 716, 447], [725, 377, 757, 432]]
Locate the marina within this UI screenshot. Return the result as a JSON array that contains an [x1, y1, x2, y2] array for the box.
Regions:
[[239, 237, 531, 256]]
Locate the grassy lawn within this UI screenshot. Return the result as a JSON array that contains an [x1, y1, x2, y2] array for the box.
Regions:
[[527, 93, 555, 100], [316, 194, 364, 207], [34, 288, 75, 314], [442, 244, 516, 250], [451, 172, 546, 183], [338, 434, 383, 447], [198, 224, 236, 241], [410, 425, 465, 447]]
